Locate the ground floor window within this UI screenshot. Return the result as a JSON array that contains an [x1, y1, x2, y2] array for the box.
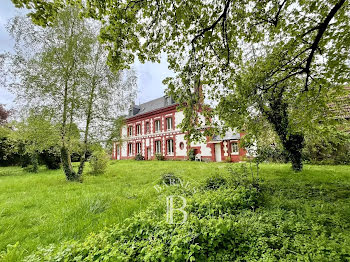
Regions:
[[167, 139, 174, 155], [155, 140, 161, 154], [128, 143, 134, 156], [136, 142, 142, 155], [231, 141, 239, 154], [116, 145, 120, 156]]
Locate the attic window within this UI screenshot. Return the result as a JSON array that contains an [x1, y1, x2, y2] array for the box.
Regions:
[[165, 96, 173, 106]]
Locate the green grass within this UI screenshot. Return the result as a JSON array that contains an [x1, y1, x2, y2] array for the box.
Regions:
[[0, 161, 349, 260]]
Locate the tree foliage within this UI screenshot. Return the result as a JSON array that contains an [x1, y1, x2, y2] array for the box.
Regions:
[[81, 0, 350, 171], [0, 105, 10, 126], [11, 0, 350, 171], [4, 5, 137, 180]]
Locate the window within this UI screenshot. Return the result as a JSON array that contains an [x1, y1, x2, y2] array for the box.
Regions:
[[167, 139, 174, 155], [128, 143, 134, 156], [116, 145, 120, 155], [146, 122, 150, 133], [155, 140, 161, 154], [231, 142, 239, 154], [166, 117, 173, 130], [155, 120, 161, 133], [179, 142, 184, 150], [128, 126, 133, 136], [166, 96, 173, 105], [136, 124, 141, 135], [136, 142, 141, 154]]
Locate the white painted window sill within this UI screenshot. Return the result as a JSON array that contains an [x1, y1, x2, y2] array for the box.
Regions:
[[231, 153, 239, 155]]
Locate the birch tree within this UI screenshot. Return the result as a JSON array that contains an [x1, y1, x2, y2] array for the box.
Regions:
[[4, 6, 137, 181]]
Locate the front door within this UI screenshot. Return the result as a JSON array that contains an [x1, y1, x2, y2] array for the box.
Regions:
[[147, 148, 151, 160], [215, 143, 222, 162]]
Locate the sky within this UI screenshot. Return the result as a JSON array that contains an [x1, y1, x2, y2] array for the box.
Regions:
[[0, 0, 174, 107]]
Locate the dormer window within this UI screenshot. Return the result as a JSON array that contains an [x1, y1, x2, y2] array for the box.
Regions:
[[165, 96, 173, 106]]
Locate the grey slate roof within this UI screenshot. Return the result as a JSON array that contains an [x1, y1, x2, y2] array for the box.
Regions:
[[212, 131, 240, 141], [127, 96, 176, 118]]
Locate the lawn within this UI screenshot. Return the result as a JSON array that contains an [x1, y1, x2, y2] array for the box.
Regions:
[[0, 161, 349, 260]]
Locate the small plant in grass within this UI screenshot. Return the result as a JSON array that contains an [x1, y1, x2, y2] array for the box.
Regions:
[[161, 173, 181, 185], [227, 163, 260, 189], [134, 154, 144, 161], [155, 153, 165, 161], [89, 150, 109, 175], [204, 174, 227, 190]]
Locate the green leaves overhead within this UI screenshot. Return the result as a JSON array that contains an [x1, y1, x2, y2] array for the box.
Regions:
[[11, 0, 350, 170]]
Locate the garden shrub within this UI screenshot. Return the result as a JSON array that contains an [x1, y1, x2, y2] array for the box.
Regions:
[[134, 153, 145, 161], [188, 148, 195, 161], [40, 149, 61, 169], [257, 145, 288, 163], [89, 150, 109, 175], [187, 186, 259, 217], [155, 153, 165, 161], [302, 131, 350, 165]]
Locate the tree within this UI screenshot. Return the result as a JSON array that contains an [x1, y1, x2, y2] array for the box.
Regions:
[[0, 105, 10, 126], [14, 0, 350, 171], [4, 5, 137, 180], [13, 111, 60, 172]]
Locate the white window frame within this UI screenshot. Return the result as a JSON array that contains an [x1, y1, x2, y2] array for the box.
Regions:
[[155, 140, 161, 154], [136, 124, 141, 135], [136, 142, 141, 154], [167, 139, 174, 155], [128, 126, 133, 136], [128, 143, 134, 156], [146, 122, 150, 133], [155, 120, 160, 133], [166, 117, 173, 130], [231, 141, 239, 155]]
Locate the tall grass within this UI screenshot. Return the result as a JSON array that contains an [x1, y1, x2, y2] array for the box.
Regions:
[[0, 161, 349, 260]]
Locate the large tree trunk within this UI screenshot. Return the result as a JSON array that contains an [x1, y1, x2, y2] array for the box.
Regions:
[[77, 77, 97, 177], [282, 133, 304, 172], [60, 145, 78, 180], [31, 151, 39, 173], [61, 80, 79, 181], [263, 92, 304, 172]]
